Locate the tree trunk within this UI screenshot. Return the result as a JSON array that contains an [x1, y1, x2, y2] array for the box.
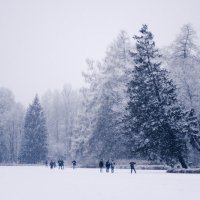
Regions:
[[178, 155, 188, 169]]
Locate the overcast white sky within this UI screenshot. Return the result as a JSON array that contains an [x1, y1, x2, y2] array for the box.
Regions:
[[0, 0, 200, 105]]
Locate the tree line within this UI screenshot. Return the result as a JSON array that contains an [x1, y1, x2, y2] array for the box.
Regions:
[[0, 24, 200, 168]]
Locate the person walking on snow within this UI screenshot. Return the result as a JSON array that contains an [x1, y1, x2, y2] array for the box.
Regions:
[[99, 159, 104, 172], [50, 160, 54, 169], [111, 160, 115, 173], [72, 160, 77, 169], [129, 161, 136, 174], [105, 160, 111, 173]]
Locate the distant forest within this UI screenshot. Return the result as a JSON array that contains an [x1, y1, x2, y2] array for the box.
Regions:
[[1, 24, 200, 168]]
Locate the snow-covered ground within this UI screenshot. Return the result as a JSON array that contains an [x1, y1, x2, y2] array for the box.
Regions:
[[0, 166, 199, 200]]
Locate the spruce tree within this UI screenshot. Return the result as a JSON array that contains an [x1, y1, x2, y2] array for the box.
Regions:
[[125, 25, 188, 168], [20, 95, 48, 164], [185, 109, 200, 151]]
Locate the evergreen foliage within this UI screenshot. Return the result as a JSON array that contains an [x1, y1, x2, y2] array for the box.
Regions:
[[185, 109, 200, 151], [1, 24, 200, 167], [125, 25, 188, 168], [20, 95, 48, 164]]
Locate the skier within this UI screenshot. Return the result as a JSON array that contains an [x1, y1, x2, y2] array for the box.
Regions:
[[50, 160, 54, 169], [45, 160, 48, 166], [105, 160, 111, 173], [72, 160, 77, 169], [110, 160, 115, 173], [129, 161, 136, 174], [99, 159, 104, 172]]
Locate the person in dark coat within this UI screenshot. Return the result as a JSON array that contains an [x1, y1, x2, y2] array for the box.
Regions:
[[50, 160, 54, 169], [129, 161, 136, 174], [53, 161, 56, 168], [58, 160, 61, 169], [110, 160, 115, 173], [99, 159, 104, 172], [72, 160, 77, 169], [60, 160, 64, 169], [105, 160, 111, 173]]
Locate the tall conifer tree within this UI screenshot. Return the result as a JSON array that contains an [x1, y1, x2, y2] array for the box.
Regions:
[[20, 95, 48, 163], [125, 25, 188, 168]]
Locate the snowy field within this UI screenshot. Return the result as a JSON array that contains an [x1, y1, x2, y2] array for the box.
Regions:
[[0, 166, 200, 200]]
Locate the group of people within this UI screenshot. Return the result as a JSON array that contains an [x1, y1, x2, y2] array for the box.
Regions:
[[99, 159, 136, 174], [45, 160, 56, 169], [46, 159, 136, 173], [99, 159, 116, 173], [46, 160, 77, 170], [45, 160, 65, 169], [58, 159, 65, 169]]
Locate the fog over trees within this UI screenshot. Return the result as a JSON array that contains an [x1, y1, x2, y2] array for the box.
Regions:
[[0, 88, 25, 163], [1, 24, 200, 167]]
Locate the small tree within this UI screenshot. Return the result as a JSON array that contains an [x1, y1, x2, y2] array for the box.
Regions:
[[125, 25, 188, 168], [20, 95, 48, 164]]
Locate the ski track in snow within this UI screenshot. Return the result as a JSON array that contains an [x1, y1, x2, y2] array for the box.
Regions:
[[0, 167, 199, 200]]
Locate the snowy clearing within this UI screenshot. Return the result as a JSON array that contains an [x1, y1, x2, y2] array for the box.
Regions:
[[0, 166, 199, 200]]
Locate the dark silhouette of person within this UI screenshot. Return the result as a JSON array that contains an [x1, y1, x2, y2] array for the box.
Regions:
[[45, 160, 48, 166], [72, 160, 77, 169], [99, 159, 104, 172], [62, 160, 64, 169], [58, 160, 64, 169], [105, 160, 111, 173], [129, 161, 136, 174], [50, 160, 54, 169], [58, 160, 61, 169], [53, 161, 56, 168], [110, 160, 115, 173]]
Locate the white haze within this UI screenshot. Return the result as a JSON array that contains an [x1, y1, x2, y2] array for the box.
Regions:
[[0, 0, 200, 105]]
